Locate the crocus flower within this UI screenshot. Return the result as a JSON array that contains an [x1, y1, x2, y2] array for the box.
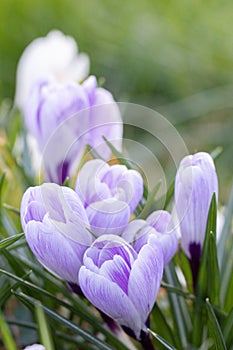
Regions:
[[122, 210, 178, 265], [174, 152, 218, 287], [75, 159, 143, 235], [24, 76, 122, 184], [79, 234, 164, 340], [15, 30, 89, 110], [24, 345, 45, 350], [20, 183, 92, 284]]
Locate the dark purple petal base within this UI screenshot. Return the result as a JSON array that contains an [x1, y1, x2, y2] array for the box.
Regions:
[[67, 282, 84, 296], [189, 242, 201, 291]]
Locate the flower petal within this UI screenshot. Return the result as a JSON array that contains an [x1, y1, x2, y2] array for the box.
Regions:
[[86, 199, 130, 236], [175, 153, 218, 257], [146, 210, 178, 264], [128, 235, 164, 325], [75, 159, 111, 206], [103, 167, 143, 213], [87, 87, 123, 159], [122, 219, 156, 252], [15, 30, 89, 110], [79, 266, 143, 338], [99, 255, 131, 294], [25, 220, 85, 283]]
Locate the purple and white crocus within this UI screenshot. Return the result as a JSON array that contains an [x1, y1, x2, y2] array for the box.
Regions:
[[174, 152, 218, 288], [79, 234, 164, 341], [75, 159, 143, 235], [20, 183, 92, 285], [15, 30, 89, 110], [122, 210, 178, 265], [24, 76, 122, 184]]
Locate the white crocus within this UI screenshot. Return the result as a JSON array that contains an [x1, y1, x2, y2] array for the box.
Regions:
[[15, 30, 89, 110]]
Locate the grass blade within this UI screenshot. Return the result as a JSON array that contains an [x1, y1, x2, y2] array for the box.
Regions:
[[193, 193, 218, 346], [218, 181, 233, 271], [206, 298, 227, 350], [138, 180, 161, 219], [0, 233, 24, 249], [14, 291, 115, 350], [223, 307, 233, 347], [35, 302, 55, 350], [0, 309, 17, 350], [148, 329, 177, 350], [164, 264, 188, 349]]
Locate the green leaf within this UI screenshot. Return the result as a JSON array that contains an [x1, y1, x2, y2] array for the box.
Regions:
[[0, 172, 6, 231], [163, 181, 174, 210], [218, 181, 233, 271], [1, 209, 19, 236], [206, 298, 227, 350], [151, 303, 176, 346], [208, 230, 220, 306], [210, 146, 223, 161], [3, 203, 20, 215], [102, 136, 133, 167], [219, 182, 233, 308], [138, 180, 161, 219], [0, 233, 24, 249], [223, 307, 233, 347], [160, 282, 195, 301], [193, 193, 219, 346], [164, 264, 189, 349], [148, 328, 178, 350], [0, 280, 11, 307], [0, 172, 6, 204], [35, 302, 55, 350], [176, 251, 193, 293], [0, 309, 17, 350], [223, 258, 233, 312], [14, 291, 116, 350], [201, 193, 220, 306]]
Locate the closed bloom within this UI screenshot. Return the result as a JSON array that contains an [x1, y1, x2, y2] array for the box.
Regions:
[[20, 183, 92, 284], [15, 30, 89, 110], [175, 152, 218, 286], [79, 234, 164, 340], [75, 159, 143, 235], [122, 210, 178, 265], [24, 76, 122, 184]]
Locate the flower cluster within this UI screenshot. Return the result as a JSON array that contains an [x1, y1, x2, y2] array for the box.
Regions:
[[18, 31, 219, 344], [21, 158, 176, 339]]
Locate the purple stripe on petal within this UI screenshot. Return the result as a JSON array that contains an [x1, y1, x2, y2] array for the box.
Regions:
[[25, 221, 84, 283], [128, 235, 164, 325], [98, 242, 136, 269], [100, 255, 131, 294], [79, 266, 143, 339]]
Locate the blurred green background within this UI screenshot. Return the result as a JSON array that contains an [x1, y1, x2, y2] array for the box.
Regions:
[[0, 0, 233, 201]]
